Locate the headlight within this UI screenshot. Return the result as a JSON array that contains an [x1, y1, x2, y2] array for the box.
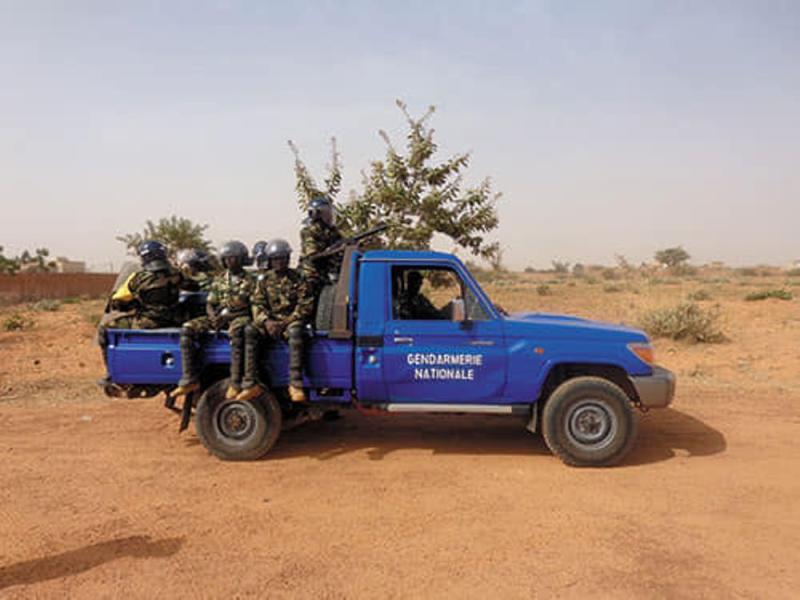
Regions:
[[628, 342, 655, 364]]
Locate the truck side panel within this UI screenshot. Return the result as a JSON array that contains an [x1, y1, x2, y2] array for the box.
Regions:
[[107, 329, 353, 399]]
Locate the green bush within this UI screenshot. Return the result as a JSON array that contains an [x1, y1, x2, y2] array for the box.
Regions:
[[744, 289, 793, 301], [61, 296, 82, 305], [31, 299, 61, 312], [536, 284, 551, 296], [3, 313, 34, 331], [786, 268, 800, 277], [639, 302, 726, 343]]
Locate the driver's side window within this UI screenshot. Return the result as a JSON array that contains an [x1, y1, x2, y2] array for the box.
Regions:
[[390, 266, 488, 321]]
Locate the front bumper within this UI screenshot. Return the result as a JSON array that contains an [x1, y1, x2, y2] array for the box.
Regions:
[[630, 366, 676, 409]]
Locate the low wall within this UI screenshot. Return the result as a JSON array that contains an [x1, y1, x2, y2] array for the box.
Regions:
[[0, 273, 116, 304]]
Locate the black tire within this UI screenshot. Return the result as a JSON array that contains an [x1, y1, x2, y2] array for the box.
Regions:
[[195, 379, 282, 461], [541, 376, 638, 467]]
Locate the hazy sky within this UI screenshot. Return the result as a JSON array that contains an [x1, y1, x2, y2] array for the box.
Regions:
[[1, 1, 798, 271]]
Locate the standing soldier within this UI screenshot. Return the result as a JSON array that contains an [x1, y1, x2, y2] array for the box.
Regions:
[[293, 196, 344, 401], [239, 239, 306, 402], [173, 241, 255, 400], [97, 240, 187, 384]]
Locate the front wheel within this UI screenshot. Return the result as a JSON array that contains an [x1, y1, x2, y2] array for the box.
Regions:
[[541, 376, 638, 467], [195, 379, 282, 461]]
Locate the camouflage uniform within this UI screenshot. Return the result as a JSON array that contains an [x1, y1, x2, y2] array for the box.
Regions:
[[185, 271, 214, 292], [97, 266, 186, 377], [242, 268, 305, 390], [296, 220, 343, 322], [179, 270, 256, 391]]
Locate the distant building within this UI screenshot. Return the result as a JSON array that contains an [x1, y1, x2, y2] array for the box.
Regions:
[[53, 257, 86, 273]]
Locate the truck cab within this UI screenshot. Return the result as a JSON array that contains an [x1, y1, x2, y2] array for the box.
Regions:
[[105, 248, 675, 466]]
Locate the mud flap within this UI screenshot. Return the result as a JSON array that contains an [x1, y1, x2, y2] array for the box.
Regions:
[[526, 404, 538, 434]]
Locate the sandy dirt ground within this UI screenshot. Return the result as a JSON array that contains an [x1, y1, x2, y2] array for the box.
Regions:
[[1, 281, 799, 598]]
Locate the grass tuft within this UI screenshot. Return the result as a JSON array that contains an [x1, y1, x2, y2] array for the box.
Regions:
[[744, 289, 793, 302]]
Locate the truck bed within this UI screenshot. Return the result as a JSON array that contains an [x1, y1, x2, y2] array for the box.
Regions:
[[106, 328, 353, 402]]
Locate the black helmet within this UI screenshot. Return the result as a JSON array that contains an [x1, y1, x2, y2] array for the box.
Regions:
[[176, 248, 210, 271], [138, 240, 169, 271], [219, 240, 251, 266], [252, 240, 268, 258], [253, 248, 269, 269], [308, 196, 335, 226], [263, 238, 291, 270], [266, 239, 292, 260]]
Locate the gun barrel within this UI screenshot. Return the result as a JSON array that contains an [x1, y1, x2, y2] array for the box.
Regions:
[[305, 223, 388, 261]]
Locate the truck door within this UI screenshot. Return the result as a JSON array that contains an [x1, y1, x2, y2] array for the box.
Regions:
[[382, 265, 508, 404]]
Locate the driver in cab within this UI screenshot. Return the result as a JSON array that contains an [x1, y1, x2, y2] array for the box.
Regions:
[[395, 270, 443, 320]]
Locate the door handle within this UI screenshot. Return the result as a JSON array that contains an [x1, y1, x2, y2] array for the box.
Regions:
[[393, 337, 414, 344], [470, 340, 495, 346]]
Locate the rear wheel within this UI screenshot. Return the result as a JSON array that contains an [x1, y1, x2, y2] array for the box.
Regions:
[[541, 376, 637, 467], [195, 379, 282, 461]]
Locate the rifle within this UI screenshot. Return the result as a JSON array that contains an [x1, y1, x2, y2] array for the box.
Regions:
[[305, 223, 389, 262]]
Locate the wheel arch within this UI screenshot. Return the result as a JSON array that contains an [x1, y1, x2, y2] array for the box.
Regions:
[[536, 362, 639, 406]]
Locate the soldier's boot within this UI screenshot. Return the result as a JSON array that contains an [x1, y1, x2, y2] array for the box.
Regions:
[[237, 324, 264, 401], [174, 327, 201, 397], [287, 322, 307, 403], [227, 324, 245, 399], [96, 325, 112, 386]]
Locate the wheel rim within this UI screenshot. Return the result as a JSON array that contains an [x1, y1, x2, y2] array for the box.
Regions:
[[565, 400, 618, 450], [215, 401, 258, 441]]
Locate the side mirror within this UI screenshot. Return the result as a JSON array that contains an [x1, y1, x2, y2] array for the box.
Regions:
[[451, 298, 466, 322]]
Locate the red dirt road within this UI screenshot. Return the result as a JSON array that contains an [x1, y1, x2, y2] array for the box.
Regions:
[[1, 387, 798, 598], [1, 299, 799, 597]]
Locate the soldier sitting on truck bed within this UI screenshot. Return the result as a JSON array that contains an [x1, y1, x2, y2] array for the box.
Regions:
[[176, 248, 215, 291], [251, 240, 269, 280], [238, 239, 306, 402], [97, 240, 189, 385], [173, 241, 255, 400]]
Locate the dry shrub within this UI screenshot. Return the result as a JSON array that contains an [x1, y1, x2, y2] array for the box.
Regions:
[[31, 299, 61, 312], [603, 284, 622, 293], [536, 284, 551, 296], [639, 302, 726, 343], [3, 312, 34, 331], [687, 289, 712, 301], [601, 268, 618, 281], [744, 289, 793, 301], [671, 264, 698, 277]]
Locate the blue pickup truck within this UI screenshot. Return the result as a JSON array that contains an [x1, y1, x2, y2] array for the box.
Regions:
[[104, 247, 675, 466]]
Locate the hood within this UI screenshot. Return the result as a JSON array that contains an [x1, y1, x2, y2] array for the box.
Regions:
[[505, 312, 648, 343]]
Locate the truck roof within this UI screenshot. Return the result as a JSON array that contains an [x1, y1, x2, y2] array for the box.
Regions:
[[360, 249, 458, 262]]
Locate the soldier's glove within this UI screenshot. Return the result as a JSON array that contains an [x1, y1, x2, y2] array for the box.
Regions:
[[265, 320, 285, 338]]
